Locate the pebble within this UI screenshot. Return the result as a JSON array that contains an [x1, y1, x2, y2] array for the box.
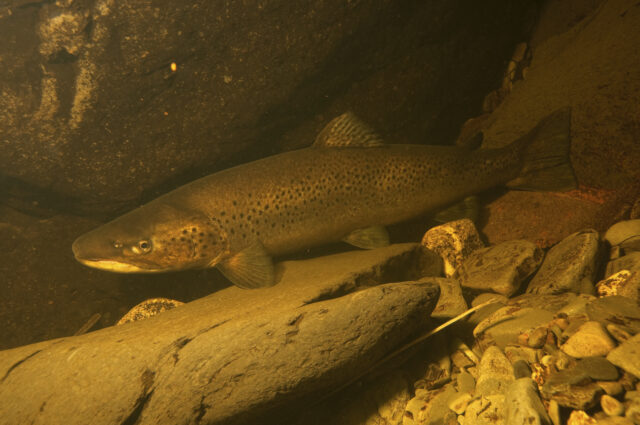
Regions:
[[601, 394, 625, 416], [116, 297, 184, 325], [605, 219, 640, 247], [597, 270, 633, 296], [473, 306, 555, 349], [596, 417, 635, 425], [598, 381, 625, 396], [463, 394, 505, 425], [426, 277, 468, 320], [626, 401, 640, 424], [406, 382, 458, 425], [547, 399, 561, 425], [421, 218, 484, 277], [476, 346, 514, 397], [504, 377, 552, 425], [560, 321, 617, 358], [448, 391, 473, 415], [607, 333, 640, 379], [456, 239, 543, 296], [456, 370, 476, 393], [606, 252, 640, 276], [607, 324, 633, 343], [586, 295, 640, 334], [527, 230, 600, 294], [576, 356, 619, 381], [567, 410, 597, 425]]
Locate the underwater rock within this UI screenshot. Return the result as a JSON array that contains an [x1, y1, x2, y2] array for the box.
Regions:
[[116, 297, 184, 325], [560, 321, 617, 358], [475, 345, 514, 397], [606, 252, 640, 276], [505, 377, 552, 425], [527, 230, 600, 295], [426, 277, 468, 320], [586, 295, 640, 334], [0, 244, 440, 425], [474, 305, 555, 349], [456, 239, 543, 296], [605, 219, 640, 247], [0, 0, 534, 214], [607, 333, 640, 379], [601, 394, 625, 417], [421, 219, 484, 278]]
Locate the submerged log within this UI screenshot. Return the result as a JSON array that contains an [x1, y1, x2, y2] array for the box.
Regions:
[[0, 243, 440, 425]]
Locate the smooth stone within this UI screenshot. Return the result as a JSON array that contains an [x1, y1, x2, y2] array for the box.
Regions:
[[597, 381, 625, 396], [371, 374, 411, 424], [426, 277, 469, 320], [626, 401, 640, 425], [606, 252, 640, 276], [544, 382, 604, 409], [456, 370, 476, 393], [605, 220, 640, 247], [527, 230, 600, 294], [474, 306, 555, 350], [567, 410, 597, 425], [456, 239, 543, 296], [528, 326, 549, 348], [463, 394, 505, 425], [596, 270, 633, 297], [558, 294, 597, 315], [601, 394, 625, 416], [476, 346, 514, 397], [504, 345, 539, 365], [403, 397, 426, 425], [421, 219, 484, 278], [576, 357, 619, 381], [607, 324, 633, 343], [621, 236, 640, 254], [505, 378, 552, 425], [586, 295, 640, 334], [596, 417, 635, 425], [510, 293, 591, 313], [412, 381, 458, 425], [513, 359, 532, 378], [560, 321, 617, 358], [548, 399, 561, 425], [467, 293, 508, 327], [448, 391, 473, 415], [607, 333, 640, 378]]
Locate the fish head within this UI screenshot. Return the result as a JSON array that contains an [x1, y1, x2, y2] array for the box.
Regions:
[[72, 202, 229, 273]]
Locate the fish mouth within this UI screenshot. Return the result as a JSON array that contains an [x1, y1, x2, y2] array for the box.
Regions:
[[75, 258, 165, 273]]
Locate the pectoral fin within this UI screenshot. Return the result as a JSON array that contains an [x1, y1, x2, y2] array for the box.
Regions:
[[217, 242, 276, 289], [342, 225, 390, 249], [433, 196, 480, 224]]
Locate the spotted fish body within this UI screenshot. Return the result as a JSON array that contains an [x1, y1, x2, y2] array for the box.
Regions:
[[72, 110, 575, 288]]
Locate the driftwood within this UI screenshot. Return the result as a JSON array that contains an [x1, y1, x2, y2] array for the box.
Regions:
[[0, 243, 441, 425]]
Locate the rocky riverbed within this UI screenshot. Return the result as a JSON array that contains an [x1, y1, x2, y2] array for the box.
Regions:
[[288, 211, 640, 425]]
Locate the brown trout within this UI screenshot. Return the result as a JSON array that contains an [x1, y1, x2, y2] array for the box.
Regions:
[[72, 109, 575, 288]]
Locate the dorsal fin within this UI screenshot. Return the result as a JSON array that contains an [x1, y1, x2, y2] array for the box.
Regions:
[[313, 112, 385, 148]]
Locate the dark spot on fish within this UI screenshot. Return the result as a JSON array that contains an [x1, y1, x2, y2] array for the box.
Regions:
[[199, 232, 204, 236], [239, 213, 244, 218], [192, 228, 197, 232], [242, 233, 246, 238], [232, 200, 237, 206], [182, 229, 188, 235], [180, 237, 186, 241], [247, 215, 252, 221], [232, 215, 236, 219], [230, 229, 235, 234], [221, 211, 226, 216], [171, 237, 176, 241]]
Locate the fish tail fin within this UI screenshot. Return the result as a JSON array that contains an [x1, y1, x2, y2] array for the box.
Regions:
[[506, 107, 577, 191]]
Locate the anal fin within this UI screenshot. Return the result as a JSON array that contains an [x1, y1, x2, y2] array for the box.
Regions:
[[217, 242, 276, 289], [342, 225, 390, 249]]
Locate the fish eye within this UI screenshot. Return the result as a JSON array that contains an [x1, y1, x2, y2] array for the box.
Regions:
[[138, 240, 151, 252]]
